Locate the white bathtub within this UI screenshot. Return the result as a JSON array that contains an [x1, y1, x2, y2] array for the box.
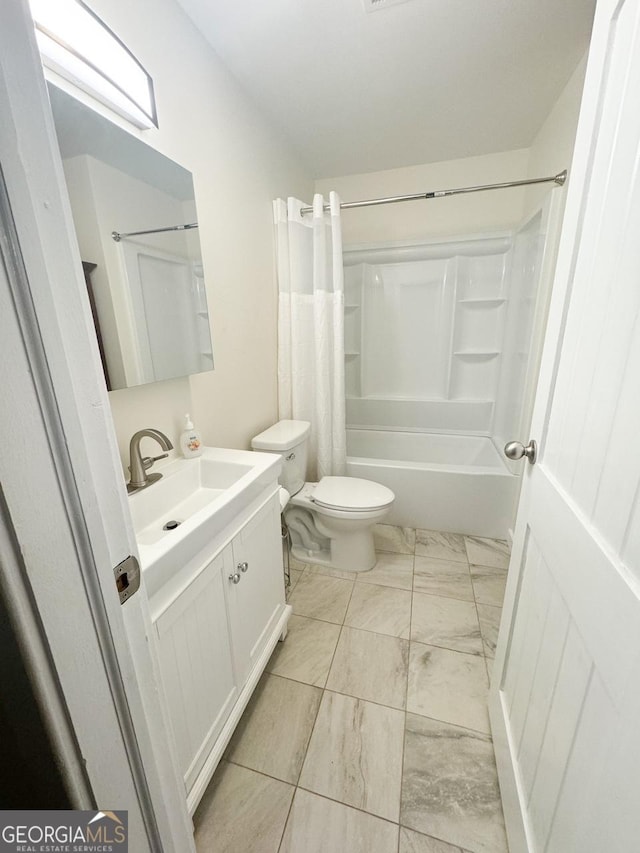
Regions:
[[346, 429, 519, 539]]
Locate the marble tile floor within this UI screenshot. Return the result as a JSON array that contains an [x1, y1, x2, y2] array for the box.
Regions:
[[194, 525, 511, 853]]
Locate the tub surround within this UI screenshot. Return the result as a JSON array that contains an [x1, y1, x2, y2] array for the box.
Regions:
[[341, 212, 554, 540], [343, 235, 514, 427]]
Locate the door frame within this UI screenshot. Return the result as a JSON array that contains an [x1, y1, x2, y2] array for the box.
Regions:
[[0, 1, 194, 848], [488, 0, 622, 849]]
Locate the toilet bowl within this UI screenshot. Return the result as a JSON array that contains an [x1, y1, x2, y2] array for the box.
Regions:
[[251, 420, 395, 572], [288, 477, 394, 571]]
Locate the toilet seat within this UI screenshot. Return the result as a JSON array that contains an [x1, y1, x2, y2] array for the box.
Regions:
[[311, 476, 394, 513]]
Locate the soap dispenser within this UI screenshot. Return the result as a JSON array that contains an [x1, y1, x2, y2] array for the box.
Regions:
[[180, 414, 203, 458]]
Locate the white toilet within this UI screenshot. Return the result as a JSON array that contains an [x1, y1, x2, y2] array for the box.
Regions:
[[251, 420, 394, 572]]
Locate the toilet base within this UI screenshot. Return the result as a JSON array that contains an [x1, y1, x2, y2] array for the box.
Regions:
[[285, 481, 392, 573], [290, 532, 376, 573]]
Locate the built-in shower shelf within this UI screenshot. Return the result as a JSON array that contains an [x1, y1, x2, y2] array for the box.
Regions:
[[457, 297, 506, 305], [453, 350, 500, 358]]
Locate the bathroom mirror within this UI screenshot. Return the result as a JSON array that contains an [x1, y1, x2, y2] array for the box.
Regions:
[[48, 83, 214, 390]]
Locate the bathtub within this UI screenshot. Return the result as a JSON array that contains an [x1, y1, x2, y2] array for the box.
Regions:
[[346, 429, 519, 539]]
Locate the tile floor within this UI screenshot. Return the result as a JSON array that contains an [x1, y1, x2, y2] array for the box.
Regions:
[[194, 525, 510, 853]]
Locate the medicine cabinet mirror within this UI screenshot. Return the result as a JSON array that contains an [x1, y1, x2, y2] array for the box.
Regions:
[[49, 83, 214, 390]]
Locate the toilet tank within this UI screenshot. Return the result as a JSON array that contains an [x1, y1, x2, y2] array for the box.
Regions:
[[251, 420, 310, 496]]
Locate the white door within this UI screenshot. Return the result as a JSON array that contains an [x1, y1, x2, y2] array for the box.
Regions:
[[490, 1, 640, 850], [0, 2, 194, 849]]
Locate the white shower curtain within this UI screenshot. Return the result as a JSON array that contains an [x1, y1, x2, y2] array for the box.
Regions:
[[274, 192, 346, 480]]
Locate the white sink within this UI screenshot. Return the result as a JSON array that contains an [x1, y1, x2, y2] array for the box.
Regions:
[[128, 446, 281, 597]]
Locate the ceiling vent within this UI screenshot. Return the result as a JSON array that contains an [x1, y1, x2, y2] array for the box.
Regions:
[[362, 0, 412, 11]]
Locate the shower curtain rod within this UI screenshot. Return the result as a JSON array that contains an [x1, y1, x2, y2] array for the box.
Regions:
[[111, 222, 198, 242], [299, 170, 567, 215]]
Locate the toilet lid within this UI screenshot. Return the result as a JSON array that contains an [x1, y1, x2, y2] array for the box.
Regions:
[[312, 477, 395, 512]]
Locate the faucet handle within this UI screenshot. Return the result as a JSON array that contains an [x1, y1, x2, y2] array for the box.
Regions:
[[140, 453, 169, 471]]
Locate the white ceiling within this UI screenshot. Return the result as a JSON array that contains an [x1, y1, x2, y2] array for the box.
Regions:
[[176, 0, 596, 178]]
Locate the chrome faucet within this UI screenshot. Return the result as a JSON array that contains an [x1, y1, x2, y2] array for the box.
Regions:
[[127, 428, 174, 494]]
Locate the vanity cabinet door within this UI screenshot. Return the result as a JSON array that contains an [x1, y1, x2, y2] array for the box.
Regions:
[[154, 551, 238, 793], [226, 495, 285, 683]]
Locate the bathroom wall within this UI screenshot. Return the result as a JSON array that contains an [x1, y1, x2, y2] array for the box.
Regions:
[[80, 0, 314, 473], [315, 55, 588, 249], [315, 148, 530, 246], [500, 52, 589, 449], [525, 53, 589, 215]]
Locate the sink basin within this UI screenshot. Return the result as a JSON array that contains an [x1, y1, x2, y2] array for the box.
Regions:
[[128, 446, 281, 597], [130, 455, 252, 546]]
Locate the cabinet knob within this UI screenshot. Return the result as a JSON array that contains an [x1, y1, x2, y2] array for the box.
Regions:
[[238, 561, 249, 573], [228, 572, 241, 584]]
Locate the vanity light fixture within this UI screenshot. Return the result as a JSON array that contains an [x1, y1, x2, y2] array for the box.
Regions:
[[29, 0, 158, 129]]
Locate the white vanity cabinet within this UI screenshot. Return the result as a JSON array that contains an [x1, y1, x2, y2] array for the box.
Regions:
[[149, 488, 290, 813], [225, 496, 285, 683], [154, 550, 238, 795]]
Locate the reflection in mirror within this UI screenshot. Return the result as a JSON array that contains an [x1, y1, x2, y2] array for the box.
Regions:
[[48, 83, 214, 390]]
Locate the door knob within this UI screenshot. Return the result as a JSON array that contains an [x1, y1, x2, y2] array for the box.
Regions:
[[504, 439, 537, 465], [228, 572, 241, 584]]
